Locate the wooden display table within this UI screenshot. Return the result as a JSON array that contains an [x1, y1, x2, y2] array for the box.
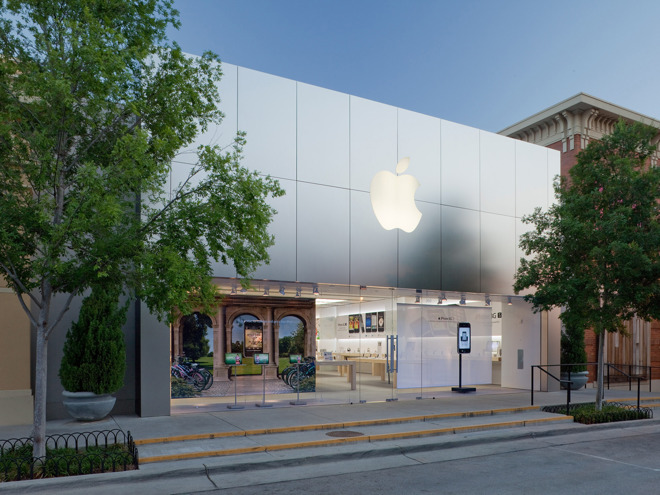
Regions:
[[316, 360, 356, 390]]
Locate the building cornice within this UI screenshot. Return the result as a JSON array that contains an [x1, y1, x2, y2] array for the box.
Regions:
[[498, 93, 660, 164]]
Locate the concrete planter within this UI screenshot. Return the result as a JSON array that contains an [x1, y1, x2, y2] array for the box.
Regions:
[[560, 371, 589, 390], [62, 391, 116, 421]]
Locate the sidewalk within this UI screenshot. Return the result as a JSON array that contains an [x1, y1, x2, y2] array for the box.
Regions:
[[2, 387, 659, 494]]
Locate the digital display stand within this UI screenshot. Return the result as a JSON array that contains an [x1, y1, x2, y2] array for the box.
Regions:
[[254, 353, 272, 408], [225, 353, 245, 409], [452, 323, 476, 393]]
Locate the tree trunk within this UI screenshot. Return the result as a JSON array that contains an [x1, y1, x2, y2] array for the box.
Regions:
[[595, 331, 605, 411], [32, 324, 48, 459]]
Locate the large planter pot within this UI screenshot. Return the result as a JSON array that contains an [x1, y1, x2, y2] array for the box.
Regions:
[[560, 371, 589, 390], [62, 391, 116, 421]]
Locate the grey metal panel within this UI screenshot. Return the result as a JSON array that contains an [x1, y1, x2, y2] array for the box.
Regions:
[[397, 109, 441, 204], [251, 178, 297, 281], [297, 83, 350, 188], [398, 201, 441, 290], [441, 206, 480, 293], [440, 120, 480, 210], [350, 190, 398, 287], [480, 212, 516, 294], [479, 131, 515, 216], [515, 217, 535, 296], [139, 300, 171, 417], [297, 183, 350, 284], [171, 63, 238, 167], [349, 96, 397, 192], [548, 148, 561, 206], [516, 140, 549, 217], [238, 67, 296, 180]]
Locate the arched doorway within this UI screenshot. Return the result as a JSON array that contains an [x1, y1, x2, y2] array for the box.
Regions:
[[278, 315, 306, 376]]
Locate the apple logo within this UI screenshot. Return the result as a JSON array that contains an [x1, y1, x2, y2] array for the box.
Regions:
[[370, 157, 422, 233]]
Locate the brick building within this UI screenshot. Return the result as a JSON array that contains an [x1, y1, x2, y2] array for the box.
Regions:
[[499, 93, 660, 375]]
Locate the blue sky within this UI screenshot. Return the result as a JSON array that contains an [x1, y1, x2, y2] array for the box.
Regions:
[[168, 1, 660, 132]]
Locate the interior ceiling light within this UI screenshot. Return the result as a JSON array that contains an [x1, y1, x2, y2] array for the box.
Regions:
[[313, 286, 320, 296], [507, 296, 513, 306], [459, 295, 466, 305], [279, 286, 285, 296]]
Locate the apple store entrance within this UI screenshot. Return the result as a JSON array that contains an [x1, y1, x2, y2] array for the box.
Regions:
[[170, 282, 537, 411]]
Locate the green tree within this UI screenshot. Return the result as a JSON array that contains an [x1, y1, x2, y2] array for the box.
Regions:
[[181, 312, 211, 362], [514, 121, 660, 410], [59, 284, 127, 394], [0, 0, 283, 458]]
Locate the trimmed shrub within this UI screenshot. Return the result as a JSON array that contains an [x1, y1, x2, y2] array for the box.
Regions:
[[170, 376, 199, 398], [59, 285, 127, 394]]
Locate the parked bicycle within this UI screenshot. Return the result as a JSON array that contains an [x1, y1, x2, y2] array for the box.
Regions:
[[280, 356, 315, 389], [171, 356, 214, 391]]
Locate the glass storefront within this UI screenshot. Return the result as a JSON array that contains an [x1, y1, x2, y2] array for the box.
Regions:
[[170, 281, 537, 408]]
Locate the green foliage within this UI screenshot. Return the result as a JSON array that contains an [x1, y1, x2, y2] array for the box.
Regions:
[[58, 285, 127, 394], [0, 0, 282, 456], [170, 376, 198, 398], [561, 324, 588, 372], [545, 403, 651, 424], [515, 120, 660, 336], [181, 312, 211, 362], [279, 323, 305, 357], [0, 442, 133, 481]]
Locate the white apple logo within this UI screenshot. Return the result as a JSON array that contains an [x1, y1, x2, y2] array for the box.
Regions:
[[370, 157, 422, 233]]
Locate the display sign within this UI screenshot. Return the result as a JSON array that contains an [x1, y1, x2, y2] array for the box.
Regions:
[[253, 353, 269, 365], [244, 321, 264, 357], [289, 354, 303, 364], [348, 314, 362, 334], [323, 351, 333, 361], [377, 311, 385, 332], [457, 322, 471, 354], [225, 353, 242, 365]]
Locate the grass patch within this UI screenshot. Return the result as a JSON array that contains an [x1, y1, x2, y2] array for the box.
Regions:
[[542, 402, 652, 424], [0, 443, 135, 482]]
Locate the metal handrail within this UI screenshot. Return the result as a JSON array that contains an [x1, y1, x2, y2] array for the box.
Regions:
[[532, 363, 647, 411]]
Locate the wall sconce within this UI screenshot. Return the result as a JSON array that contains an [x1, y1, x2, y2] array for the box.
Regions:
[[230, 286, 236, 295], [240, 286, 247, 293], [459, 295, 466, 305], [507, 296, 513, 306], [313, 286, 319, 296], [296, 287, 302, 297], [441, 293, 447, 303], [279, 286, 285, 296], [485, 295, 491, 306], [263, 287, 269, 296]]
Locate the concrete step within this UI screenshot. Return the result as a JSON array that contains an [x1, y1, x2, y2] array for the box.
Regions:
[[135, 407, 574, 464]]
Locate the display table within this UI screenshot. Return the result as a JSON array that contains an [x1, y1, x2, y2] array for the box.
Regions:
[[316, 360, 356, 390]]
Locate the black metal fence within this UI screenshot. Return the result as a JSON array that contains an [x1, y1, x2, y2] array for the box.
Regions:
[[0, 429, 139, 482]]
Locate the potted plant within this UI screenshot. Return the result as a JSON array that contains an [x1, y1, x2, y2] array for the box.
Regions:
[[560, 322, 589, 390], [59, 285, 128, 420]]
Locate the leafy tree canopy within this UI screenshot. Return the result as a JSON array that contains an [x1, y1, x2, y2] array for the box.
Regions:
[[514, 121, 660, 408], [0, 0, 283, 457]]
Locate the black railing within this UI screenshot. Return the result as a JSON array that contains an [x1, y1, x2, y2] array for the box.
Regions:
[[0, 429, 138, 482], [531, 363, 649, 411]]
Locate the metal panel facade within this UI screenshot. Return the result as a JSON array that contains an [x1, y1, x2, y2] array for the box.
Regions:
[[208, 63, 558, 294]]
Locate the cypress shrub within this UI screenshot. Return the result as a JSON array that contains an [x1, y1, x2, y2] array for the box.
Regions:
[[59, 285, 128, 394]]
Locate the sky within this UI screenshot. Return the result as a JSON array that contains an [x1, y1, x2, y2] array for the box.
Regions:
[[168, 0, 660, 133]]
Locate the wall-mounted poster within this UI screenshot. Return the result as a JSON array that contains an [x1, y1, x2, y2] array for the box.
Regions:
[[349, 314, 362, 334], [377, 311, 385, 332], [365, 313, 372, 332], [244, 321, 264, 356]]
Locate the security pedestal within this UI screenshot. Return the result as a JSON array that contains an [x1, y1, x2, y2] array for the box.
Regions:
[[452, 354, 476, 393]]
